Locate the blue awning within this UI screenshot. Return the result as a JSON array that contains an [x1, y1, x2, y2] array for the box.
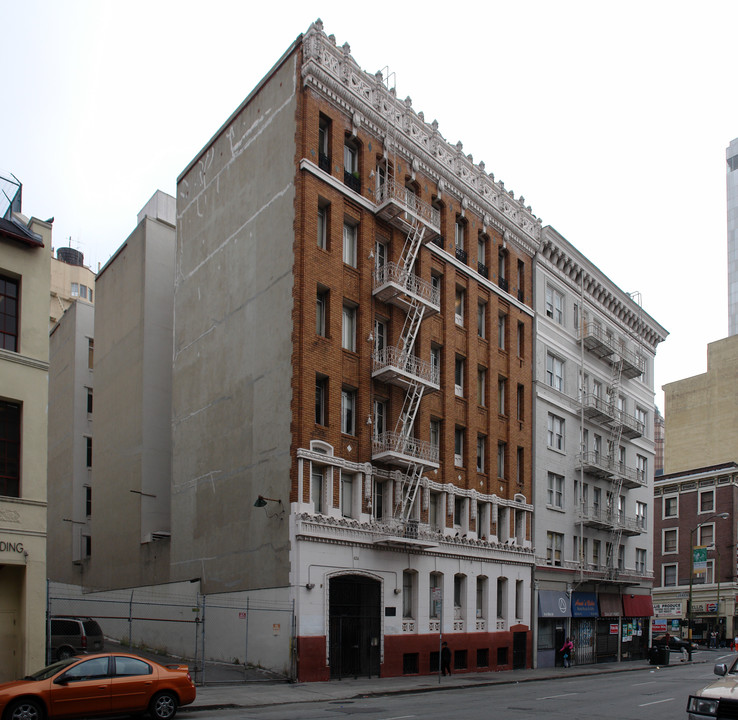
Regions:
[[538, 590, 571, 618], [571, 592, 598, 617]]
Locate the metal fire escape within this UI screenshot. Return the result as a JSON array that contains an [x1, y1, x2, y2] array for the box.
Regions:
[[371, 154, 441, 536]]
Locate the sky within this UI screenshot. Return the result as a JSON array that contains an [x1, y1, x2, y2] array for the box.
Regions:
[[2, 0, 736, 411]]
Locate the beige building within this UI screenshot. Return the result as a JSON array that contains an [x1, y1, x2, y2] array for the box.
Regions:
[[663, 334, 738, 474], [80, 191, 175, 590], [48, 299, 95, 582], [0, 177, 51, 681], [49, 247, 95, 326]]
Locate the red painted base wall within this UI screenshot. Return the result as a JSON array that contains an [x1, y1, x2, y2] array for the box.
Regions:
[[297, 627, 531, 682]]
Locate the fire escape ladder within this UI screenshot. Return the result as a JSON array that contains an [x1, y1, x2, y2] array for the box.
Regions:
[[605, 356, 625, 579], [400, 223, 426, 276]]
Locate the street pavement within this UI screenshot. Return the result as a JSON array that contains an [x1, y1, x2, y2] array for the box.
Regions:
[[184, 650, 722, 712]]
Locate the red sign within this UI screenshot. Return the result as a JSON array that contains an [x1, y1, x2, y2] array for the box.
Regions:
[[610, 623, 618, 635]]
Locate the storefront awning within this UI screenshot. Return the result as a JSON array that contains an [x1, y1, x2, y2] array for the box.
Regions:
[[598, 593, 622, 617], [571, 592, 598, 617], [538, 590, 571, 618], [622, 594, 654, 617]]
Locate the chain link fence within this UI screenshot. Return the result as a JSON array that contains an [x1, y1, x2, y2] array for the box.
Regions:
[[47, 581, 295, 683]]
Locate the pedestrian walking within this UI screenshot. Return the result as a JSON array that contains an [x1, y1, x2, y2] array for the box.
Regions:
[[560, 637, 574, 668], [441, 641, 452, 676]]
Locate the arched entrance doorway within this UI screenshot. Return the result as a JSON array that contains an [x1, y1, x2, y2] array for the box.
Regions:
[[329, 574, 381, 678]]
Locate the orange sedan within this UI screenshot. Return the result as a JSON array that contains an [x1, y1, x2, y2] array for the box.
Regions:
[[0, 653, 196, 720]]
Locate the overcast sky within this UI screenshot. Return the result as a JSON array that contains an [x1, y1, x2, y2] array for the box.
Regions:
[[2, 0, 736, 411]]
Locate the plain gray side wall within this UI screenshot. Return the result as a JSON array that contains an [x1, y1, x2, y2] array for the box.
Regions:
[[171, 49, 299, 593]]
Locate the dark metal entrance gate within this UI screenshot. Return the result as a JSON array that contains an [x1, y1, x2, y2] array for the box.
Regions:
[[329, 575, 380, 679]]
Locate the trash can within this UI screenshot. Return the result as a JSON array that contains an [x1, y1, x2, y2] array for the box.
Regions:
[[649, 645, 669, 665]]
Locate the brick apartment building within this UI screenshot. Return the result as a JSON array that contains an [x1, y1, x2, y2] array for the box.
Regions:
[[653, 463, 738, 643], [172, 20, 537, 680]]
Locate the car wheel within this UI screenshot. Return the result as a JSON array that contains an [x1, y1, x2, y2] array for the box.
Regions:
[[56, 647, 74, 660], [7, 699, 45, 720], [149, 691, 178, 720]]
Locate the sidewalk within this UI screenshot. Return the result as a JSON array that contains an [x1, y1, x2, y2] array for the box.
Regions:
[[185, 653, 713, 712]]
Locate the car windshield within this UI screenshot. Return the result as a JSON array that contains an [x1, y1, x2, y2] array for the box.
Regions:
[[26, 658, 78, 681]]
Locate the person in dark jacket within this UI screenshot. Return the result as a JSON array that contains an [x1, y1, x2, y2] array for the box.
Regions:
[[441, 641, 452, 676]]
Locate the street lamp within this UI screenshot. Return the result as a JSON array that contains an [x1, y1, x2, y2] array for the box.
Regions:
[[688, 512, 729, 643]]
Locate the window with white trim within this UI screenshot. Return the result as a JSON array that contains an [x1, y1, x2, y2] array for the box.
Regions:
[[545, 285, 564, 324], [663, 563, 677, 587], [342, 303, 356, 351], [663, 495, 678, 518], [663, 527, 678, 554], [547, 413, 564, 451], [547, 472, 564, 509], [342, 221, 357, 267], [699, 489, 715, 513], [341, 388, 356, 435], [545, 352, 564, 391], [546, 531, 563, 566]]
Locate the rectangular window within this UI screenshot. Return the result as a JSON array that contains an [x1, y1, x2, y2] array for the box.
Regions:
[[636, 548, 647, 573], [343, 140, 357, 174], [476, 435, 485, 473], [316, 288, 328, 337], [454, 574, 465, 617], [516, 321, 524, 358], [545, 285, 564, 324], [477, 234, 487, 276], [454, 497, 465, 527], [341, 388, 356, 435], [547, 413, 564, 451], [315, 375, 327, 425], [545, 353, 564, 391], [343, 222, 357, 267], [403, 571, 415, 618], [498, 377, 506, 415], [455, 288, 465, 326], [85, 436, 92, 468], [516, 447, 524, 485], [429, 573, 442, 618], [547, 472, 564, 508], [636, 454, 647, 484], [497, 313, 507, 350], [663, 528, 678, 553], [88, 338, 94, 369], [663, 495, 678, 518], [663, 564, 677, 587], [636, 501, 647, 530], [477, 367, 486, 406], [373, 479, 385, 520], [454, 427, 464, 467], [341, 474, 353, 518], [454, 218, 465, 250], [71, 281, 80, 297], [698, 524, 714, 547], [342, 303, 356, 351], [617, 545, 625, 571], [477, 302, 486, 338], [311, 467, 324, 514], [430, 419, 440, 453], [429, 492, 441, 530], [317, 203, 328, 249], [516, 384, 524, 421], [373, 399, 386, 439], [497, 577, 507, 619], [85, 485, 92, 517], [430, 345, 441, 384], [0, 401, 21, 497], [699, 489, 715, 513], [592, 539, 601, 568], [497, 442, 506, 479], [546, 532, 563, 566], [454, 356, 464, 397], [318, 114, 331, 168], [476, 577, 486, 618], [86, 388, 93, 415]]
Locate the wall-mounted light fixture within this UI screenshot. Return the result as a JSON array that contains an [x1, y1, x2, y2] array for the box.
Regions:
[[254, 495, 285, 518]]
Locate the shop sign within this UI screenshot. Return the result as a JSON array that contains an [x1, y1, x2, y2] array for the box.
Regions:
[[653, 602, 683, 617], [693, 603, 719, 614], [610, 623, 618, 635], [652, 619, 667, 633]]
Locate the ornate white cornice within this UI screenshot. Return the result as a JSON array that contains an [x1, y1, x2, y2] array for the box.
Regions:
[[301, 20, 541, 257], [539, 226, 668, 351], [294, 512, 535, 563], [0, 349, 49, 372]]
